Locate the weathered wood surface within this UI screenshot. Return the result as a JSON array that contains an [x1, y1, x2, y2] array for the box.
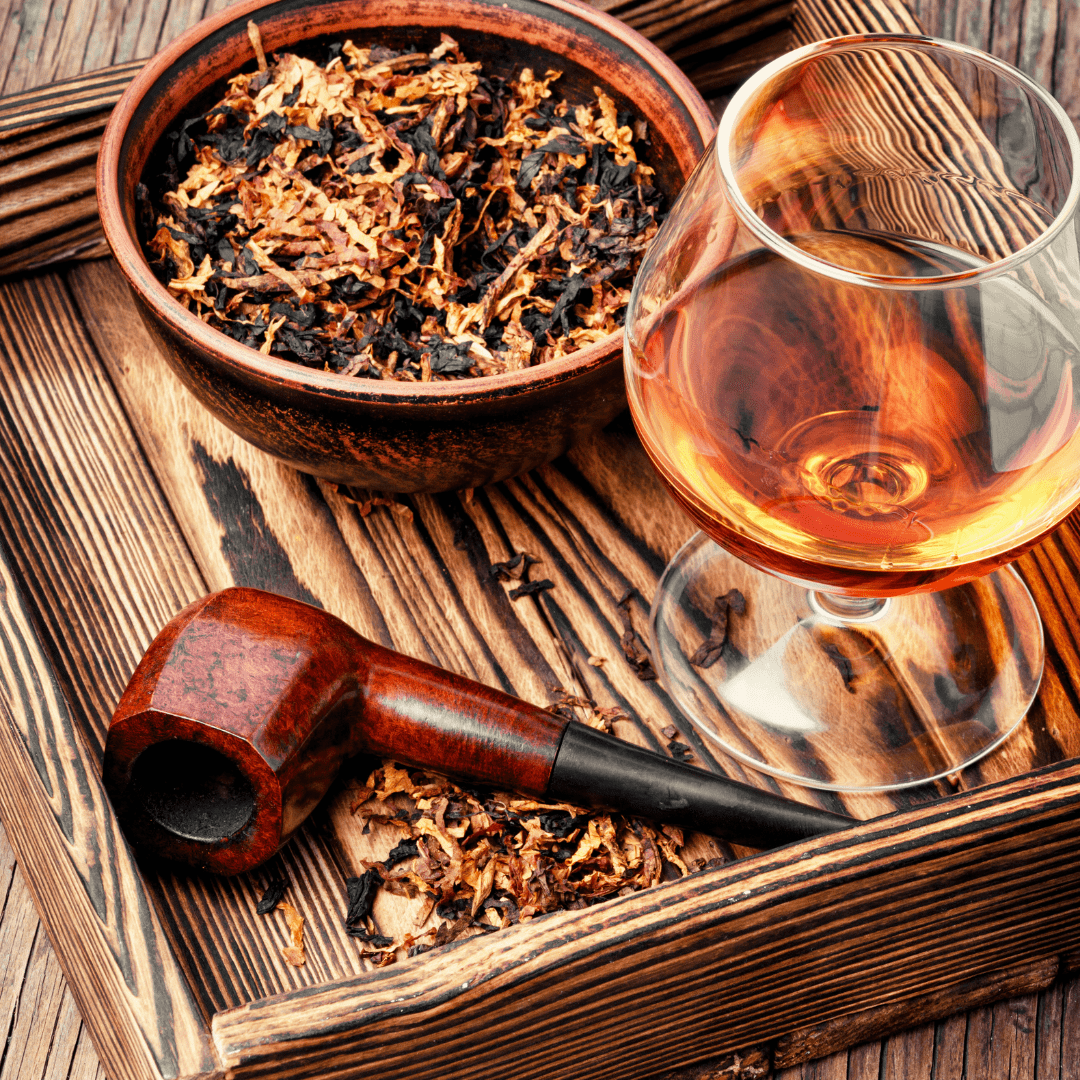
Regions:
[[0, 0, 779, 278], [3, 0, 1080, 1078]]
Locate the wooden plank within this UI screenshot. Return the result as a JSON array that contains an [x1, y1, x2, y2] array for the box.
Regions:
[[0, 564, 218, 1080], [774, 959, 1058, 1068], [0, 61, 143, 136], [0, 273, 222, 1079], [929, 1014, 967, 1079], [207, 767, 1080, 1080], [1035, 981, 1066, 1079], [879, 1025, 935, 1080], [0, 926, 73, 1080], [1, 1, 1080, 1080]]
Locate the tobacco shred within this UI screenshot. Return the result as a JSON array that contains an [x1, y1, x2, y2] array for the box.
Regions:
[[508, 578, 555, 600], [347, 743, 701, 964], [489, 551, 538, 581], [667, 739, 693, 762], [689, 589, 746, 668], [616, 589, 657, 681], [255, 876, 289, 914], [147, 33, 666, 380], [277, 900, 306, 966]]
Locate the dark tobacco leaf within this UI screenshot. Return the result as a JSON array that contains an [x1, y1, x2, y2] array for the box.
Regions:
[[255, 877, 288, 914], [245, 128, 280, 167], [344, 869, 381, 926], [346, 929, 394, 946], [539, 133, 586, 155], [667, 740, 693, 761], [538, 811, 590, 838], [544, 273, 587, 337], [489, 551, 538, 581], [384, 838, 419, 867], [436, 896, 471, 919], [288, 122, 334, 154], [239, 245, 259, 276], [262, 111, 288, 136], [690, 589, 746, 668], [616, 590, 657, 681], [516, 150, 546, 191], [429, 340, 475, 374], [508, 578, 555, 600], [346, 154, 373, 174]]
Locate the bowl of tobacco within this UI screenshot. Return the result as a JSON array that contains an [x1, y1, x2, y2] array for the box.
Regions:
[[98, 0, 713, 492]]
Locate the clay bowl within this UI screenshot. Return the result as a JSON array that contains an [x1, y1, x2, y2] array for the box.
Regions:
[[98, 0, 714, 492]]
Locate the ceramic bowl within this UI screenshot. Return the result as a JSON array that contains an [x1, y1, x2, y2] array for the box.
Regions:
[[98, 0, 713, 492]]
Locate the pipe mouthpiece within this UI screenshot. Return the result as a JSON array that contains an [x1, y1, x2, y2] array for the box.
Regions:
[[547, 722, 851, 849]]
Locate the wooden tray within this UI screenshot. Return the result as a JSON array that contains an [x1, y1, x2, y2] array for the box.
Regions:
[[3, 1, 1080, 1078]]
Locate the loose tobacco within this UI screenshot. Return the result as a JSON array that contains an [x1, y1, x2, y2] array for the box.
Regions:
[[146, 30, 666, 380], [345, 754, 703, 966]]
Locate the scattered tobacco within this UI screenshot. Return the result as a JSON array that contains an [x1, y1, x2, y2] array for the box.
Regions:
[[255, 876, 289, 914], [689, 588, 746, 668], [333, 485, 414, 522], [490, 549, 554, 600], [254, 876, 306, 965], [146, 29, 667, 380], [489, 550, 539, 581], [616, 589, 657, 681], [346, 747, 703, 965], [547, 686, 626, 733], [277, 900, 306, 966], [667, 739, 693, 762], [344, 869, 381, 929], [509, 578, 555, 600]]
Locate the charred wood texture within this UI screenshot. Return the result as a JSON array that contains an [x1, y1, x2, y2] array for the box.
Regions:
[[3, 0, 1080, 1079]]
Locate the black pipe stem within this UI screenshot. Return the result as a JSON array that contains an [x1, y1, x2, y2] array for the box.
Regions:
[[546, 722, 852, 850]]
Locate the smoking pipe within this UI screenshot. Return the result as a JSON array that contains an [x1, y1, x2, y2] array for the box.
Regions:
[[103, 587, 851, 874]]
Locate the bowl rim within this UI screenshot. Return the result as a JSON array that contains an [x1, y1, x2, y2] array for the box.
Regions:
[[97, 0, 715, 405]]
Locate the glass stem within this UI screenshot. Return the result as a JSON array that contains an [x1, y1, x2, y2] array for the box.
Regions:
[[808, 592, 891, 623]]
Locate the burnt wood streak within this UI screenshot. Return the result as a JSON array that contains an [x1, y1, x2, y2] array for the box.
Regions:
[[1, 0, 1080, 1079], [0, 539, 215, 1079]]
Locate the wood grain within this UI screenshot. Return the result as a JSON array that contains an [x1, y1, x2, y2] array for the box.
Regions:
[[0, 0, 787, 283], [2, 0, 1080, 1078], [209, 764, 1080, 1079], [0, 563, 217, 1080], [773, 958, 1059, 1068]]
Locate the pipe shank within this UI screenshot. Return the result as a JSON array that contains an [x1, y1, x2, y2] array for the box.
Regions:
[[356, 644, 569, 797]]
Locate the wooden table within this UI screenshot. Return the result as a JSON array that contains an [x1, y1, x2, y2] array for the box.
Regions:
[[2, 0, 1080, 1077]]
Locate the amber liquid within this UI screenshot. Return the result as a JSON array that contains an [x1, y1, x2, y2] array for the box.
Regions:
[[628, 231, 1080, 595]]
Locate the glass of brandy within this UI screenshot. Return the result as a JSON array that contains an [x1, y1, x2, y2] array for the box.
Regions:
[[625, 34, 1080, 791]]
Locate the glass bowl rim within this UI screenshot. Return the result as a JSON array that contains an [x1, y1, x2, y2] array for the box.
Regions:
[[714, 32, 1080, 291]]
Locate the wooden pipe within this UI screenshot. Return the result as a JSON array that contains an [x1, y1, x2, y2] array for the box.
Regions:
[[103, 587, 851, 874]]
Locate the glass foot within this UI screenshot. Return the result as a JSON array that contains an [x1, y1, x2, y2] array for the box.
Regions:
[[650, 533, 1044, 792]]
